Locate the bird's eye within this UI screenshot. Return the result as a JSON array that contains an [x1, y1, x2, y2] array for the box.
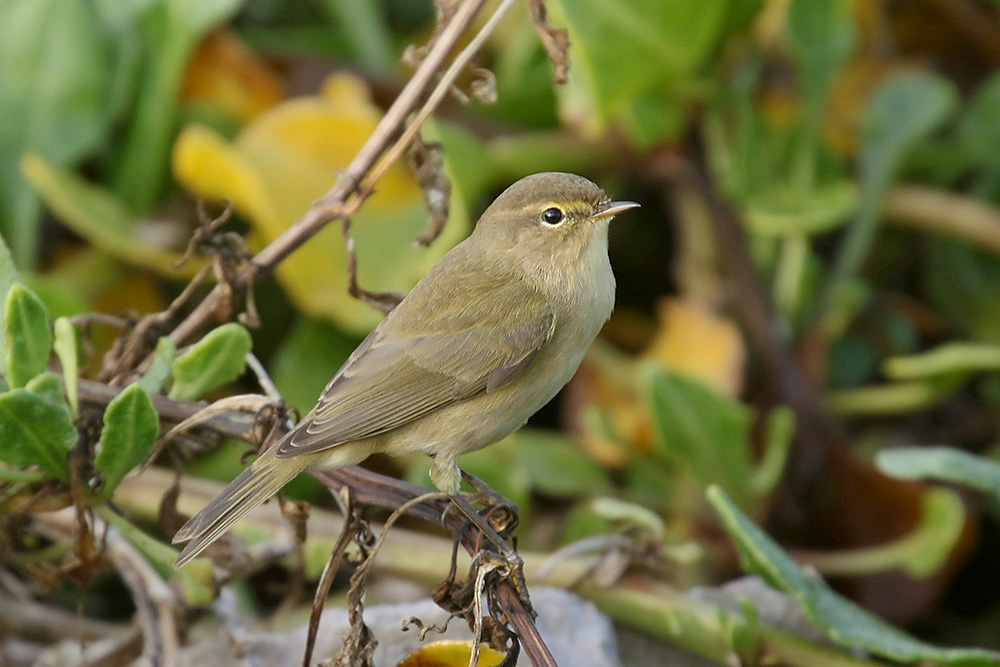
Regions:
[[542, 207, 564, 225]]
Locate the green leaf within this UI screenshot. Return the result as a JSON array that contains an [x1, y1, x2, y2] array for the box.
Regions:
[[749, 406, 794, 497], [877, 446, 1000, 501], [0, 232, 21, 375], [707, 485, 1000, 666], [5, 283, 52, 388], [95, 384, 159, 499], [53, 317, 78, 416], [785, 0, 855, 190], [589, 497, 666, 542], [114, 0, 243, 212], [786, 0, 855, 102], [514, 430, 610, 499], [548, 0, 758, 144], [138, 337, 176, 396], [270, 317, 357, 410], [744, 180, 858, 237], [21, 155, 201, 277], [646, 368, 755, 510], [0, 0, 114, 268], [169, 323, 252, 401], [884, 342, 1000, 381], [956, 72, 1000, 173], [823, 72, 957, 314], [0, 388, 77, 482], [25, 372, 65, 406]]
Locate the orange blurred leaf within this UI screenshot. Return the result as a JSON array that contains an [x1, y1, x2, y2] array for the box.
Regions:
[[179, 30, 285, 123]]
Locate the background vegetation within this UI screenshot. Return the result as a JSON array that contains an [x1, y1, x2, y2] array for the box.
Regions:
[[4, 0, 1000, 664]]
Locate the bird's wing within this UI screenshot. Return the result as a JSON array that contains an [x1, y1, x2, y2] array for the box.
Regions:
[[276, 278, 555, 457]]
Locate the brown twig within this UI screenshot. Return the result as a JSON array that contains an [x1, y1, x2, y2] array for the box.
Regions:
[[164, 0, 499, 350], [313, 468, 558, 667], [529, 0, 571, 83], [77, 378, 259, 442]]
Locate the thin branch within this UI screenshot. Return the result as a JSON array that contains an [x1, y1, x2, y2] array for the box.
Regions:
[[78, 378, 258, 441], [165, 0, 496, 349], [359, 0, 518, 197]]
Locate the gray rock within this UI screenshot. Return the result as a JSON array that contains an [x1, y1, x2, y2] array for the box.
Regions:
[[179, 587, 621, 667]]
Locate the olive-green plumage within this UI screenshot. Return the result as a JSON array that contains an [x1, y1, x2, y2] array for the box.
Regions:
[[173, 172, 639, 566]]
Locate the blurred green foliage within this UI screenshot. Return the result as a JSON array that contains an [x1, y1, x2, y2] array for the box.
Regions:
[[7, 0, 1000, 662]]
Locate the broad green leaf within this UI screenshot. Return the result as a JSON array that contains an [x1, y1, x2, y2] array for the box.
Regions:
[[514, 430, 610, 499], [707, 485, 1000, 666], [877, 446, 1000, 501], [138, 337, 176, 396], [0, 233, 20, 375], [316, 0, 393, 72], [824, 72, 957, 312], [114, 0, 243, 212], [169, 323, 252, 401], [646, 368, 755, 510], [744, 180, 857, 237], [548, 0, 745, 143], [53, 317, 78, 416], [786, 0, 855, 104], [0, 0, 114, 268], [25, 372, 65, 406], [0, 388, 77, 482], [21, 155, 201, 277], [95, 383, 159, 499], [5, 283, 52, 388]]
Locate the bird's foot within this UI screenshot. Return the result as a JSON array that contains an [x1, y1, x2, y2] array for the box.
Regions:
[[459, 469, 520, 536], [448, 488, 532, 614]]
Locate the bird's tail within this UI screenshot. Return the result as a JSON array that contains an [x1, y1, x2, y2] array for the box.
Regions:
[[172, 457, 303, 567]]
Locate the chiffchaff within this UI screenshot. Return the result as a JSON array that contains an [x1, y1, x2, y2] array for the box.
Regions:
[[173, 172, 639, 566]]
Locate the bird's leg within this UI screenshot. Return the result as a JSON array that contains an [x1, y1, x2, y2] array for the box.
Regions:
[[443, 470, 531, 613], [430, 458, 530, 608], [447, 491, 532, 613], [460, 470, 519, 529]]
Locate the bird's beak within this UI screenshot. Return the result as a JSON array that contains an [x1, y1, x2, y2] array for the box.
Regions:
[[593, 200, 641, 221]]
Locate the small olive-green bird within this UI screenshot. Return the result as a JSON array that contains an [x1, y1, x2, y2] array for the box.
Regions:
[[173, 172, 639, 566]]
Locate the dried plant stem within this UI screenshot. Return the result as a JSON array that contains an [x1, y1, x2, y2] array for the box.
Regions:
[[314, 469, 558, 667], [166, 0, 496, 348], [360, 0, 518, 196]]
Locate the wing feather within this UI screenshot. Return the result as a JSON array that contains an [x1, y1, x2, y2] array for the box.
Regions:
[[277, 271, 555, 457]]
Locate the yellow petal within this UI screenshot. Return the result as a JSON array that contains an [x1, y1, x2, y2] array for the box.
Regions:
[[643, 298, 745, 397], [172, 124, 277, 225], [397, 640, 506, 667]]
